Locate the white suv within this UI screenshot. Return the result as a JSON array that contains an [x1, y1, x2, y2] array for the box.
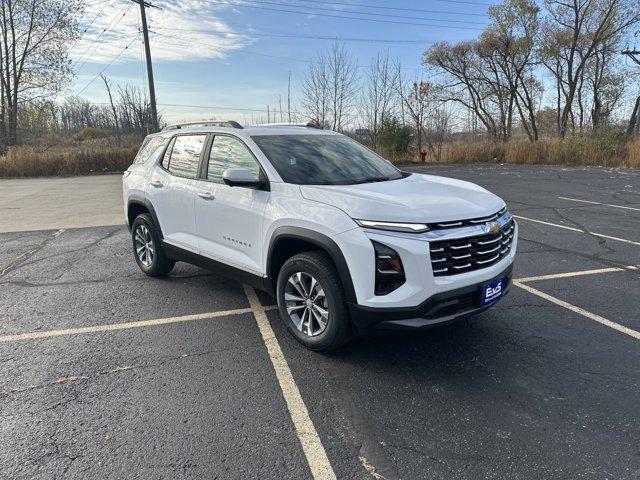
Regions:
[[123, 121, 517, 351]]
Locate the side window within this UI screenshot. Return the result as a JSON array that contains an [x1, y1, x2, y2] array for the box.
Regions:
[[161, 137, 175, 169], [207, 135, 260, 183], [165, 135, 206, 178], [133, 136, 166, 165]]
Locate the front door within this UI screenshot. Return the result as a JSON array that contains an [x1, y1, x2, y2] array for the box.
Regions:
[[194, 134, 269, 274]]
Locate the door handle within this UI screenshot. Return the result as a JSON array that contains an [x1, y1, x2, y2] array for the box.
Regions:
[[150, 180, 164, 188], [197, 192, 215, 201]]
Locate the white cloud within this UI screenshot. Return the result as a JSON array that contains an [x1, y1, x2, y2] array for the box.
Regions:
[[70, 0, 254, 65]]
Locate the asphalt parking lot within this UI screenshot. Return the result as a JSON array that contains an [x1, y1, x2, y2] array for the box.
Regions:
[[1, 164, 639, 479]]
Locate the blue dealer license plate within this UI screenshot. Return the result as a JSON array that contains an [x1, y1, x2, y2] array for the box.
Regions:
[[481, 278, 504, 306]]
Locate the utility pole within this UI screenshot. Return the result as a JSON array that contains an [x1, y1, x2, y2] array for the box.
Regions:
[[287, 71, 292, 122], [133, 0, 159, 132], [622, 49, 640, 134]]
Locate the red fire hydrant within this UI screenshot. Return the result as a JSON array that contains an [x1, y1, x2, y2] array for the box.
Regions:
[[419, 148, 427, 162]]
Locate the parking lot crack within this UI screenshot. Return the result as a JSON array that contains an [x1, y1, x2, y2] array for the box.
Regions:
[[4, 227, 121, 275], [0, 228, 65, 278], [519, 236, 639, 277], [550, 207, 617, 255]]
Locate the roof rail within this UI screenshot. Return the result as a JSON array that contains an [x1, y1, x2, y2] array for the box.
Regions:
[[163, 120, 243, 131], [254, 122, 323, 129]]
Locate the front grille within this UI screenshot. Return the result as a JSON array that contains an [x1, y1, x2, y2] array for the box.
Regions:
[[430, 219, 515, 276], [430, 206, 507, 230]]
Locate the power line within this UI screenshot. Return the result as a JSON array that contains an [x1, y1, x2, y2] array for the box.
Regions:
[[151, 33, 430, 71], [274, 0, 489, 17], [212, 0, 486, 26], [158, 102, 307, 115], [57, 99, 309, 116], [208, 0, 485, 30], [84, 0, 111, 6], [69, 0, 110, 52], [72, 3, 135, 72], [154, 26, 451, 44], [76, 35, 141, 95], [429, 0, 492, 5]]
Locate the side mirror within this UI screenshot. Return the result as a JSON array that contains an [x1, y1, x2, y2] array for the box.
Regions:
[[222, 168, 264, 189]]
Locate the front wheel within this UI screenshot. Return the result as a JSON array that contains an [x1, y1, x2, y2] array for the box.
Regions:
[[276, 251, 352, 351], [131, 213, 175, 276]]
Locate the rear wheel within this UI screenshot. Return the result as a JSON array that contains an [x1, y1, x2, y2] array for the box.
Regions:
[[276, 251, 352, 351], [131, 213, 175, 276]]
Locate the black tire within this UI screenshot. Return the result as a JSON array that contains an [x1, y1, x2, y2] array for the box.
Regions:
[[131, 213, 175, 277], [276, 251, 352, 351]]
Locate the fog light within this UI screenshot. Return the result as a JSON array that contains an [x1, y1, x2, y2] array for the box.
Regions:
[[372, 241, 405, 295]]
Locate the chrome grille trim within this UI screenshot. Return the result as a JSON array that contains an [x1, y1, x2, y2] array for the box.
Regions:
[[432, 206, 507, 230], [360, 210, 513, 243], [477, 236, 501, 246], [429, 218, 515, 277]]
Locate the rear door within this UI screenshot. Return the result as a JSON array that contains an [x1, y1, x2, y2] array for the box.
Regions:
[[194, 134, 269, 274], [146, 134, 208, 252]]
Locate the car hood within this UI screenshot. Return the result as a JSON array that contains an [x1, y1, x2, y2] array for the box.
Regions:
[[299, 173, 505, 223]]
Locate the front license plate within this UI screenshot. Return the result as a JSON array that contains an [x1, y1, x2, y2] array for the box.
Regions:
[[481, 278, 504, 306]]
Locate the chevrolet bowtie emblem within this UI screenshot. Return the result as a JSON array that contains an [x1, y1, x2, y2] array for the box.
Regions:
[[487, 222, 500, 234]]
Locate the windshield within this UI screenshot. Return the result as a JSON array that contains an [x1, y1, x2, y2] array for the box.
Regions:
[[251, 134, 403, 185]]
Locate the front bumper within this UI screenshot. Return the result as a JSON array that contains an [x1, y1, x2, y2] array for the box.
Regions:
[[348, 263, 513, 332]]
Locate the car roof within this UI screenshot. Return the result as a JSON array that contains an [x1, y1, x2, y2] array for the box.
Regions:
[[147, 123, 341, 139]]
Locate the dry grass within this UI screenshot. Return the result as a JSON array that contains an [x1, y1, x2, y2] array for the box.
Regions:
[[0, 142, 139, 178], [2, 134, 639, 178], [399, 136, 640, 169]]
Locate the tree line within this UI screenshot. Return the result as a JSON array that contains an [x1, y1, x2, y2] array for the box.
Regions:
[[300, 0, 640, 151], [1, 0, 639, 155], [0, 0, 156, 148], [19, 81, 159, 144]]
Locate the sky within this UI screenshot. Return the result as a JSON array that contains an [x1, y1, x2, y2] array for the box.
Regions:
[[69, 0, 495, 124]]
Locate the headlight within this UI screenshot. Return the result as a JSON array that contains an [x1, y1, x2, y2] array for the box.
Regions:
[[372, 241, 406, 295], [355, 219, 429, 233]]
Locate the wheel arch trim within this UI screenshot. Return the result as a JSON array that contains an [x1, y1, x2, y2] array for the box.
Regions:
[[127, 195, 164, 239], [267, 226, 357, 304]]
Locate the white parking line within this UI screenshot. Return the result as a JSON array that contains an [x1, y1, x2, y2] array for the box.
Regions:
[[558, 196, 640, 212], [0, 308, 256, 343], [514, 281, 640, 341], [515, 266, 636, 283], [243, 285, 337, 480], [513, 214, 640, 246]]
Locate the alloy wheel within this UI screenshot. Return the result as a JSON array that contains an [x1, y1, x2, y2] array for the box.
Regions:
[[134, 224, 155, 267], [284, 271, 329, 336]]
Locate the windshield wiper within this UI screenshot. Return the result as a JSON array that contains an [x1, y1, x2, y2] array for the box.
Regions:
[[350, 176, 391, 184]]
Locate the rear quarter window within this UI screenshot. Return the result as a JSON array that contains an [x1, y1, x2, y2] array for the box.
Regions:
[[164, 134, 207, 178], [132, 137, 167, 165]]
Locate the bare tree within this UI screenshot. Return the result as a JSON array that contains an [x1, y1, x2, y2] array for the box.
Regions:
[[424, 101, 453, 162], [360, 51, 399, 148], [400, 80, 429, 156], [589, 40, 626, 127], [539, 0, 640, 137], [117, 85, 158, 136], [484, 0, 542, 141], [302, 53, 330, 127], [302, 43, 358, 130], [397, 76, 450, 161], [101, 74, 120, 146], [327, 43, 358, 131], [425, 41, 504, 140], [0, 0, 81, 146]]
